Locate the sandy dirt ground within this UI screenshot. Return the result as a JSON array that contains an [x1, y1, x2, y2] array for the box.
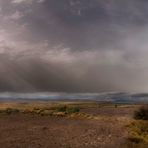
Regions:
[[0, 105, 138, 148]]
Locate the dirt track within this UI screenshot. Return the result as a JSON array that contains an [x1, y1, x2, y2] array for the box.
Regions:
[[0, 113, 129, 148]]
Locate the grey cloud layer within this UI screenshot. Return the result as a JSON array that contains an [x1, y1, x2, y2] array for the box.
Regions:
[[0, 0, 148, 92]]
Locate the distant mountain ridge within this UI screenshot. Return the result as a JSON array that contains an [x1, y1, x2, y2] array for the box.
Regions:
[[0, 92, 147, 103]]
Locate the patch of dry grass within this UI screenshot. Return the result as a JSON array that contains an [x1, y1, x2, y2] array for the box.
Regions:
[[127, 120, 148, 144]]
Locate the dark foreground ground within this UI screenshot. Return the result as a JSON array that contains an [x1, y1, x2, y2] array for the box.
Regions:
[[0, 102, 146, 148], [0, 115, 129, 148]]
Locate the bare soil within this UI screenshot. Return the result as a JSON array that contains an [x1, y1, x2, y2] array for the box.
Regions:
[[0, 105, 138, 148], [81, 105, 137, 118]]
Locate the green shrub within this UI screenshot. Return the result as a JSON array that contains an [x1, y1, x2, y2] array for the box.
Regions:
[[134, 106, 148, 120], [54, 105, 80, 114], [56, 105, 67, 112], [66, 107, 80, 114]]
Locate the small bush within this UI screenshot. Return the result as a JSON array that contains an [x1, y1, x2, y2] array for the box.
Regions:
[[56, 105, 67, 112], [33, 109, 44, 114], [5, 108, 19, 115], [39, 110, 53, 116], [115, 104, 118, 108], [54, 105, 80, 115], [66, 107, 80, 114], [134, 106, 148, 120]]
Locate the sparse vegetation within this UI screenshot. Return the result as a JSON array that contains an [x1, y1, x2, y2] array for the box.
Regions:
[[127, 105, 148, 147], [0, 108, 20, 115], [0, 105, 80, 117], [128, 121, 148, 144]]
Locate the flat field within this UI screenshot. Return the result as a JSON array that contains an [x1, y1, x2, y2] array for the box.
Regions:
[[0, 101, 147, 148]]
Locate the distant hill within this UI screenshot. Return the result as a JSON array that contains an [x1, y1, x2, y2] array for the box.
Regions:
[[0, 92, 147, 103]]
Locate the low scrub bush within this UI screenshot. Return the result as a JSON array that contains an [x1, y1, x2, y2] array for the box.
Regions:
[[134, 106, 148, 120], [54, 105, 80, 114], [66, 106, 80, 114], [5, 108, 19, 114], [56, 105, 67, 112], [39, 110, 53, 116]]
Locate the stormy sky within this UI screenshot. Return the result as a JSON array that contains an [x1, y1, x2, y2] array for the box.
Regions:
[[1, 0, 148, 93]]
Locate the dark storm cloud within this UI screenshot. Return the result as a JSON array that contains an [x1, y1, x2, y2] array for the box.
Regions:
[[16, 0, 148, 50], [0, 54, 119, 92], [1, 0, 148, 93]]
